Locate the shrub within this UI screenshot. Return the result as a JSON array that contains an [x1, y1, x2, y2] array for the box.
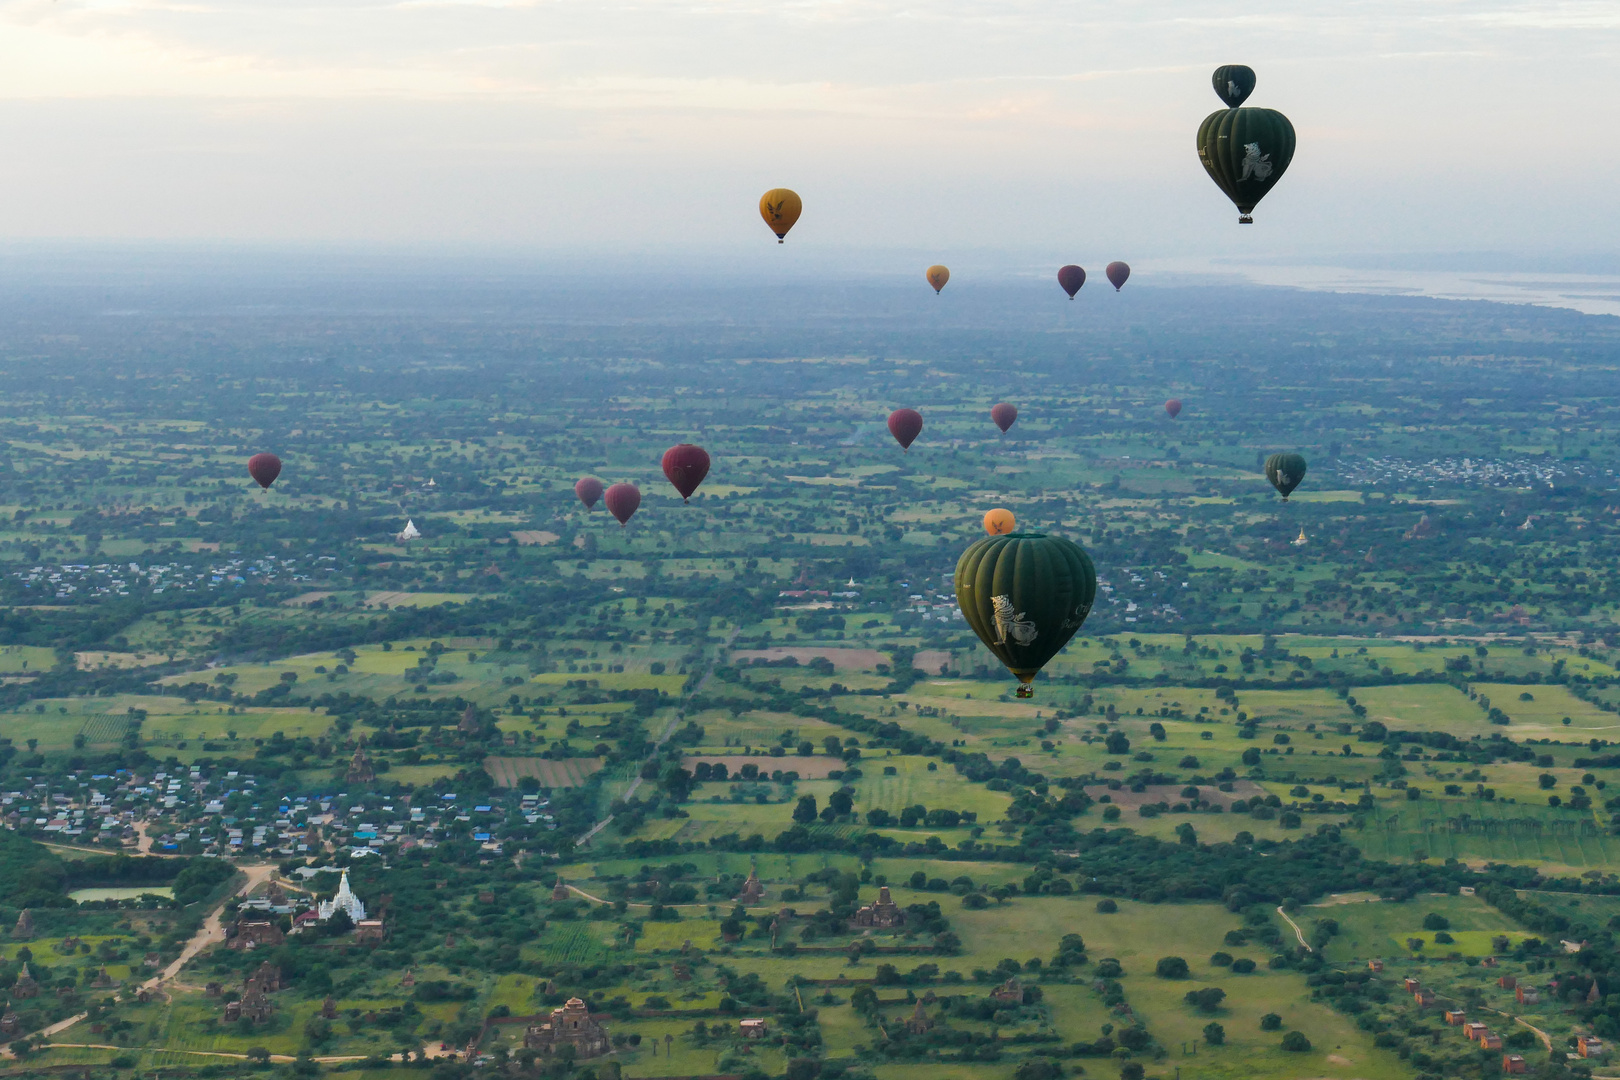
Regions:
[[1422, 913, 1450, 931], [1096, 899, 1118, 913], [1209, 952, 1233, 967], [1095, 959, 1123, 978], [1183, 987, 1226, 1012], [962, 893, 989, 910], [1118, 1065, 1144, 1080], [1014, 1059, 1063, 1080], [1202, 1022, 1225, 1046], [1280, 1031, 1312, 1052], [1260, 1013, 1282, 1031], [1433, 931, 1454, 944], [1230, 959, 1256, 974], [1155, 956, 1190, 979]]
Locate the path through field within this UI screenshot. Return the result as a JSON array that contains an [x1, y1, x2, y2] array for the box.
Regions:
[[145, 863, 276, 991], [1277, 906, 1313, 952], [578, 628, 737, 847]]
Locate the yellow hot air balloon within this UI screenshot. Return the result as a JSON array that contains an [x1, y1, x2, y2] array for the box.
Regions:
[[759, 189, 802, 243], [984, 508, 1016, 536], [927, 265, 950, 293]]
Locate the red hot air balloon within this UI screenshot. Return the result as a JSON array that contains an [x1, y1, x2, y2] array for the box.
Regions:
[[991, 403, 1018, 433], [604, 483, 641, 526], [1057, 265, 1085, 299], [575, 477, 604, 509], [888, 408, 923, 451], [247, 453, 281, 490], [1165, 399, 1182, 420], [1106, 262, 1130, 291], [661, 444, 711, 503]]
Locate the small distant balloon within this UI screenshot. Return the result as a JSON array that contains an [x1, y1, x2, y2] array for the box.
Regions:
[[1057, 265, 1085, 299], [926, 265, 950, 294], [574, 477, 604, 509], [1106, 262, 1130, 291], [984, 508, 1016, 536], [888, 408, 923, 451], [247, 453, 281, 490], [1165, 399, 1182, 420], [661, 444, 711, 503], [759, 188, 802, 243], [1212, 64, 1257, 108], [991, 403, 1018, 433], [604, 483, 641, 526]]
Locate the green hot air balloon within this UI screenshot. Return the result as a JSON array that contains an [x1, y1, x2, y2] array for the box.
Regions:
[[1197, 103, 1295, 224], [1265, 452, 1308, 499], [955, 532, 1097, 699], [1212, 64, 1256, 108]]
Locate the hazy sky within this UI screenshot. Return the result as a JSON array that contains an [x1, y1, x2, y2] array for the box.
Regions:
[[2, 1, 1618, 263]]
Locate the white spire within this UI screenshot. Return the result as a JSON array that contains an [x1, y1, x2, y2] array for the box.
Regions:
[[398, 519, 421, 542], [317, 868, 366, 922]]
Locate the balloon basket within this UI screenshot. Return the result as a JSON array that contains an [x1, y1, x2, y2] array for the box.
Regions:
[[1016, 686, 1033, 699], [1239, 214, 1253, 224]]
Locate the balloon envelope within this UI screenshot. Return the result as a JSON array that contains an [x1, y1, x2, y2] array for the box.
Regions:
[[1265, 452, 1308, 499], [1212, 64, 1256, 108], [1057, 265, 1085, 299], [1197, 107, 1296, 222], [759, 188, 802, 242], [926, 265, 950, 293], [983, 508, 1016, 536], [888, 408, 923, 451], [661, 444, 711, 503], [604, 483, 641, 526], [990, 403, 1018, 433], [248, 453, 281, 490], [1106, 262, 1130, 291], [1165, 399, 1182, 420], [575, 477, 604, 509], [955, 532, 1097, 697]]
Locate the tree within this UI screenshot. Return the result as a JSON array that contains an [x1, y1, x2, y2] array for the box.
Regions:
[[1422, 912, 1450, 931], [1260, 1013, 1282, 1031], [850, 986, 878, 1015], [792, 795, 818, 824], [1119, 1062, 1144, 1080], [786, 1059, 821, 1080], [865, 808, 893, 827], [1096, 899, 1118, 913], [1184, 987, 1226, 1012], [1149, 722, 1166, 740], [1280, 1031, 1312, 1052], [1105, 732, 1131, 755], [1155, 956, 1190, 979], [829, 789, 854, 816], [1203, 1022, 1226, 1045], [1241, 747, 1261, 766], [1175, 823, 1197, 847]]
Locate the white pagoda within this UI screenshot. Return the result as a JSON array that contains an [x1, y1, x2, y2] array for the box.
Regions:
[[317, 869, 366, 923], [397, 519, 422, 542]]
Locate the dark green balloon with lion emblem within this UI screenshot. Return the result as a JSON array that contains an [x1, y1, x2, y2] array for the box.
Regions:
[[954, 532, 1097, 698], [1265, 452, 1308, 499]]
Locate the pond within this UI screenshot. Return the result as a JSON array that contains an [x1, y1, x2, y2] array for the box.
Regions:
[[69, 886, 174, 903]]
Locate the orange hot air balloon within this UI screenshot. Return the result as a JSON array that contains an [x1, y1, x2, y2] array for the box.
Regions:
[[984, 508, 1016, 536], [990, 403, 1017, 433], [1165, 399, 1182, 420], [759, 189, 802, 243], [926, 265, 950, 294]]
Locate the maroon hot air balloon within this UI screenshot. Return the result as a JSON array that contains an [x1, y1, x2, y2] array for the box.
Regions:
[[1106, 261, 1130, 291], [1165, 399, 1182, 420], [1057, 265, 1085, 299], [604, 483, 641, 527], [991, 403, 1018, 433], [247, 453, 281, 490], [888, 408, 923, 451], [661, 444, 711, 503], [574, 477, 604, 509]]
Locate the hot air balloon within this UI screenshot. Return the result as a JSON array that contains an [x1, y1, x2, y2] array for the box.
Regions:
[[604, 483, 641, 526], [1106, 262, 1130, 291], [1264, 452, 1308, 500], [248, 453, 281, 490], [1057, 265, 1085, 299], [983, 508, 1016, 536], [955, 532, 1097, 698], [1213, 64, 1256, 108], [926, 265, 950, 294], [661, 444, 710, 503], [888, 408, 923, 451], [759, 189, 802, 243], [991, 403, 1018, 433], [575, 477, 604, 510], [1197, 66, 1295, 224], [1164, 399, 1182, 420]]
